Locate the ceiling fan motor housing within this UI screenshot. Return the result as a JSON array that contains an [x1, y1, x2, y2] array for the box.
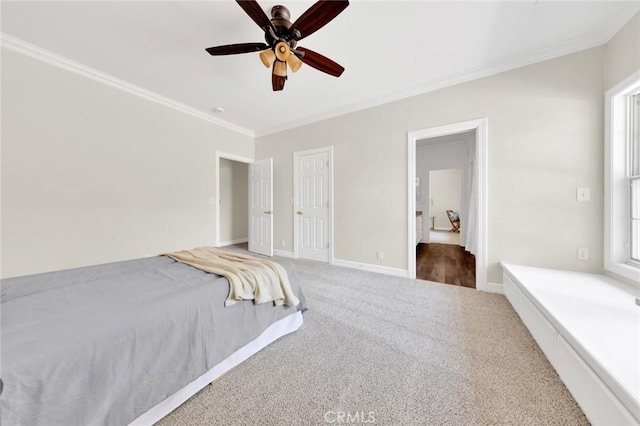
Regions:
[[264, 5, 297, 50], [271, 5, 292, 32]]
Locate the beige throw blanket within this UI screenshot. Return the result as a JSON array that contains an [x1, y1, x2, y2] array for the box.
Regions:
[[164, 247, 299, 308]]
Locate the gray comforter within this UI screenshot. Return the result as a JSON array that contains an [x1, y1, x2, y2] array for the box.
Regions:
[[0, 256, 307, 425]]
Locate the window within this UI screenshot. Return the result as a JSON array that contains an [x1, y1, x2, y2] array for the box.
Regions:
[[605, 71, 640, 282], [631, 94, 640, 264]]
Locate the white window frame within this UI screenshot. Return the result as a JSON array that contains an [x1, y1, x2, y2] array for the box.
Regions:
[[604, 69, 640, 282], [631, 175, 640, 265], [630, 93, 640, 266]]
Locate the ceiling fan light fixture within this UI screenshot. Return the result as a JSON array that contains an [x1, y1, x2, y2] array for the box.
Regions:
[[274, 60, 288, 77], [259, 49, 276, 68], [274, 42, 291, 62], [287, 54, 303, 73]]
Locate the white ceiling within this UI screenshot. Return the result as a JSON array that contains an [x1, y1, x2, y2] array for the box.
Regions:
[[2, 1, 638, 136]]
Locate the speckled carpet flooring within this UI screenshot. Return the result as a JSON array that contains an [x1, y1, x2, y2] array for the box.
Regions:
[[158, 255, 587, 425]]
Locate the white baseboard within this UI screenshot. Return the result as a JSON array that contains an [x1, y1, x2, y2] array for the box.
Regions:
[[331, 258, 409, 278], [218, 238, 248, 247], [482, 281, 505, 294], [274, 249, 294, 258]]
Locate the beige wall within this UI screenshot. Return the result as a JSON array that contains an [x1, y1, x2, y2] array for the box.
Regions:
[[257, 46, 605, 283], [4, 13, 636, 282], [1, 48, 254, 277], [219, 159, 248, 243], [430, 169, 461, 230], [604, 12, 640, 91]]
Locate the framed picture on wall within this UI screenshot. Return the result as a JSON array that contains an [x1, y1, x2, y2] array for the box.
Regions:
[[416, 177, 421, 201]]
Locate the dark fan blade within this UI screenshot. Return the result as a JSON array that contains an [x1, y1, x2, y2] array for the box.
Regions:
[[290, 0, 349, 41], [236, 0, 276, 32], [272, 64, 286, 91], [296, 47, 344, 77], [205, 42, 269, 55]]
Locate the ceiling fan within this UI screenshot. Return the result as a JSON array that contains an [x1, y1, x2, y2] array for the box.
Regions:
[[205, 0, 349, 91]]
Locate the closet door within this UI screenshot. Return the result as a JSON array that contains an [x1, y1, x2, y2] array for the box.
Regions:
[[248, 158, 273, 256]]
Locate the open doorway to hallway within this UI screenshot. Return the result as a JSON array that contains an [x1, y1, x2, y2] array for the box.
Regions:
[[215, 151, 253, 248], [408, 118, 488, 290], [415, 132, 476, 288], [219, 158, 249, 246]]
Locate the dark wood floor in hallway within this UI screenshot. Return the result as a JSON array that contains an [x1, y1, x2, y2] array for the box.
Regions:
[[416, 243, 476, 288]]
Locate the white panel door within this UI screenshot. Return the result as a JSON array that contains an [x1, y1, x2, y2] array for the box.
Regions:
[[249, 158, 273, 256], [296, 151, 329, 262]]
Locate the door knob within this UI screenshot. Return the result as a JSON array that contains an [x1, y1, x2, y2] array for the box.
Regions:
[[264, 210, 272, 214], [296, 210, 303, 215]]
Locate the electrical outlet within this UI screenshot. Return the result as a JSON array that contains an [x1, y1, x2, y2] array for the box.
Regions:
[[577, 248, 589, 260], [377, 251, 384, 260], [281, 240, 286, 247]]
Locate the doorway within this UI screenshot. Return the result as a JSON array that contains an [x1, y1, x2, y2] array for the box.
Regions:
[[214, 151, 253, 248], [407, 119, 488, 290], [417, 139, 474, 288]]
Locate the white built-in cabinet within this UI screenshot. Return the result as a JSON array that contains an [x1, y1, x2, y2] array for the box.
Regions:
[[416, 212, 423, 245], [501, 263, 639, 426]]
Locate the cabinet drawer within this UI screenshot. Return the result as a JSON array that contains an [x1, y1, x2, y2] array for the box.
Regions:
[[555, 335, 638, 426], [518, 292, 556, 364], [503, 273, 521, 313]]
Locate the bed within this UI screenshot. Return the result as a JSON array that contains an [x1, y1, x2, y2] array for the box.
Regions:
[[1, 253, 307, 425]]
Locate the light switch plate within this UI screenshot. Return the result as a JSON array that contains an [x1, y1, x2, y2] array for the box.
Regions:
[[577, 188, 590, 202]]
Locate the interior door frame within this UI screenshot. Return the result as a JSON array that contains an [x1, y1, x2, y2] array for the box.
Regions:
[[293, 146, 334, 264], [407, 119, 489, 291], [214, 151, 254, 247]]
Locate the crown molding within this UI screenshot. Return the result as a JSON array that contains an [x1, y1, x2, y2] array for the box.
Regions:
[[597, 2, 640, 45], [3, 2, 637, 141], [0, 33, 255, 138], [255, 5, 640, 138], [255, 34, 605, 137]]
